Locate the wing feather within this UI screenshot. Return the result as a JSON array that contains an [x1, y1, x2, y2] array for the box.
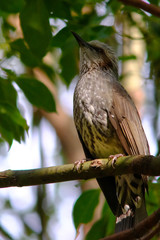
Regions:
[[108, 82, 150, 156]]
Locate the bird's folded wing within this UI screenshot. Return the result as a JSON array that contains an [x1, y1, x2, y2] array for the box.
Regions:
[[108, 82, 150, 156]]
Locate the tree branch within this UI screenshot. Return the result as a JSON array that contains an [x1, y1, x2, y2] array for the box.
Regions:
[[0, 155, 159, 188], [118, 0, 160, 17], [101, 208, 160, 240]]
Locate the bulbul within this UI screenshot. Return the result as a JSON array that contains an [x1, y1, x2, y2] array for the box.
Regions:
[[72, 31, 150, 232]]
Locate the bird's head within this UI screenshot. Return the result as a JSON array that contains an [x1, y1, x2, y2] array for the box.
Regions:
[[72, 31, 118, 76]]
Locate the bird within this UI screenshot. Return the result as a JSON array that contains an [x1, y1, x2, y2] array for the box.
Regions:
[[72, 31, 150, 232]]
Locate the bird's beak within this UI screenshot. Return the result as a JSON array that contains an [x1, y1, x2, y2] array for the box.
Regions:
[[71, 31, 91, 49]]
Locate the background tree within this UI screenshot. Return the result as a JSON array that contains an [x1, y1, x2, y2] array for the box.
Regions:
[[0, 0, 160, 239]]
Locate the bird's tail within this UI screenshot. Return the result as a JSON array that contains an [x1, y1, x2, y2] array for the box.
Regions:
[[115, 197, 147, 232], [97, 174, 147, 233], [114, 173, 148, 232]]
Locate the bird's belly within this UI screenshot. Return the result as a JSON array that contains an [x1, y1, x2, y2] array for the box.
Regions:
[[80, 117, 124, 159]]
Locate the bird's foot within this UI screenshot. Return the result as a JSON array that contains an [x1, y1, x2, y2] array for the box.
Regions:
[[116, 205, 133, 224], [74, 159, 86, 172], [134, 196, 141, 208], [109, 153, 124, 168]]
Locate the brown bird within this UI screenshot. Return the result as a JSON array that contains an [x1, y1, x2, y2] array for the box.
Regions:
[[72, 31, 150, 232]]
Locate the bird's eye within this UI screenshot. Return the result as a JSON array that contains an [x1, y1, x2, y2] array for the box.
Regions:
[[93, 46, 104, 54], [98, 49, 103, 53], [97, 47, 103, 53]]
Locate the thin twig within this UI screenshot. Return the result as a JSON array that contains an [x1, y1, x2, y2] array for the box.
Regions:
[[118, 0, 160, 17], [101, 208, 160, 240]]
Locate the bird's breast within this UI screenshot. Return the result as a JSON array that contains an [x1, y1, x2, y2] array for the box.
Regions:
[[73, 71, 124, 158]]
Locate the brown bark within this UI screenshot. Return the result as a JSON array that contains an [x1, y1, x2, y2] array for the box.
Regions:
[[0, 155, 159, 188], [118, 0, 160, 17], [101, 208, 160, 240]]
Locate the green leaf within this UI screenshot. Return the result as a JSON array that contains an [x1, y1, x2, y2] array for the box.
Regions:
[[0, 77, 17, 107], [146, 180, 160, 215], [86, 201, 115, 239], [73, 189, 100, 229], [15, 76, 56, 112], [60, 42, 77, 86], [86, 199, 116, 239], [91, 26, 115, 40], [20, 0, 52, 59], [52, 28, 77, 85], [10, 38, 41, 67], [0, 121, 13, 147], [52, 28, 79, 85], [0, 103, 28, 129], [45, 0, 71, 19], [85, 217, 108, 240], [101, 201, 115, 235], [0, 0, 25, 13], [0, 103, 29, 146], [118, 55, 137, 62], [69, 1, 83, 14], [40, 63, 55, 82], [107, 0, 122, 14], [122, 5, 146, 16], [52, 27, 71, 48]]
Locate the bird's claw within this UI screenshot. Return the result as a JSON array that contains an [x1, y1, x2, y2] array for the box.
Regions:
[[74, 159, 86, 172], [109, 154, 124, 168]]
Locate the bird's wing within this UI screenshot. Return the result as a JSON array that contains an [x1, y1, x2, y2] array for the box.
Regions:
[[108, 82, 149, 229], [108, 82, 150, 156]]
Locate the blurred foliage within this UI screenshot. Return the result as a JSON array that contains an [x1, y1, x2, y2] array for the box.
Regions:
[[73, 189, 115, 239], [73, 189, 100, 229], [0, 0, 160, 239], [86, 201, 115, 240]]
